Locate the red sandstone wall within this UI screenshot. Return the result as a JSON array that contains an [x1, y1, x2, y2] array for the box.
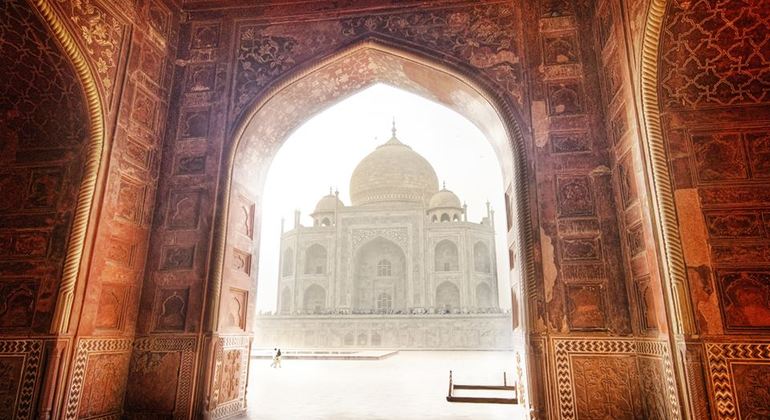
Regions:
[[2, 0, 768, 418], [0, 2, 91, 418], [659, 1, 770, 418]]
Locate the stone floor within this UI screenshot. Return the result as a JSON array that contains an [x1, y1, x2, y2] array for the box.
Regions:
[[240, 351, 528, 419]]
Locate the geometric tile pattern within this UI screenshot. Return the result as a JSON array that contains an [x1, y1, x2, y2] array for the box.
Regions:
[[705, 342, 770, 420], [0, 339, 43, 420]]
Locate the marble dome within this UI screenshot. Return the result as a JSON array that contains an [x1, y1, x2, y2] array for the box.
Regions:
[[349, 128, 439, 207], [313, 192, 344, 214], [429, 187, 461, 209]]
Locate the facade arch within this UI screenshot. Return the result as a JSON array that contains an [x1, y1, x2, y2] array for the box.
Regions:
[[304, 244, 327, 274], [280, 287, 292, 314], [303, 284, 326, 313], [282, 247, 294, 276], [435, 281, 460, 311], [476, 283, 493, 308], [435, 240, 459, 272], [473, 242, 491, 273]]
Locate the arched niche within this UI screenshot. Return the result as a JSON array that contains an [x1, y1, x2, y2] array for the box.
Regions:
[[304, 244, 327, 275], [434, 240, 459, 272], [281, 247, 294, 277], [476, 283, 493, 308], [473, 242, 491, 273], [353, 237, 405, 311], [303, 285, 326, 313], [435, 281, 460, 312], [279, 288, 292, 314]]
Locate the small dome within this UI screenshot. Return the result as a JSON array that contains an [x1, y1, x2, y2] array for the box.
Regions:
[[429, 188, 461, 209], [313, 193, 343, 214], [349, 124, 438, 207]]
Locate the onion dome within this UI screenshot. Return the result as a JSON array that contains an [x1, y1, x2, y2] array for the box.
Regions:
[[313, 189, 343, 215], [349, 121, 439, 207], [429, 184, 462, 209]]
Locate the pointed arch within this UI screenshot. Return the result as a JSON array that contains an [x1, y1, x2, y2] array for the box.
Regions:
[[28, 0, 106, 333], [209, 38, 536, 335]]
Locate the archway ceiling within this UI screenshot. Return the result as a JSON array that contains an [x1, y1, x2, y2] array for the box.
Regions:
[[235, 45, 515, 189]]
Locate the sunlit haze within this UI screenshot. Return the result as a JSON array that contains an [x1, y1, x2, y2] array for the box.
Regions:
[[256, 83, 511, 312]]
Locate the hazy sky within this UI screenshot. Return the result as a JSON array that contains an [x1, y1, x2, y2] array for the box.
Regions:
[[256, 83, 511, 311]]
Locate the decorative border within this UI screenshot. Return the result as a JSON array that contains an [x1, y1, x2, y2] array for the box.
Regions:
[[134, 336, 198, 418], [64, 338, 133, 419], [0, 339, 43, 420], [29, 0, 106, 334], [553, 338, 673, 420], [705, 342, 770, 420], [638, 0, 692, 417]]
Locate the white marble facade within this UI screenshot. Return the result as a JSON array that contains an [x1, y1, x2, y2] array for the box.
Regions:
[[260, 125, 510, 349]]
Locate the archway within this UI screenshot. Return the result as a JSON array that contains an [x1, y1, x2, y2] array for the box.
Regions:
[[434, 240, 459, 272], [303, 285, 326, 314], [304, 244, 327, 275], [210, 39, 536, 419], [354, 237, 406, 311], [473, 242, 491, 273], [435, 281, 461, 312], [476, 283, 493, 309]]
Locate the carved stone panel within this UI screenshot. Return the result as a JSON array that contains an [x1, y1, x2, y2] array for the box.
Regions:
[[178, 108, 210, 140], [551, 131, 591, 154], [638, 356, 668, 420], [94, 283, 128, 331], [77, 352, 131, 418], [226, 288, 248, 331], [746, 132, 770, 178], [565, 284, 607, 330], [572, 355, 638, 419], [166, 190, 203, 230], [556, 176, 595, 217], [716, 270, 770, 330], [691, 132, 748, 183], [175, 154, 207, 175], [0, 279, 38, 329], [546, 82, 584, 116], [125, 351, 181, 413], [152, 288, 189, 332], [219, 349, 242, 403], [732, 362, 770, 419], [160, 245, 195, 271], [704, 211, 765, 239], [115, 177, 147, 224], [561, 238, 602, 261], [232, 248, 252, 276], [190, 23, 220, 49], [0, 355, 24, 417], [542, 32, 579, 65]]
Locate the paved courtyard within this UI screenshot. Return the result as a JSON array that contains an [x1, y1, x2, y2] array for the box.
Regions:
[[242, 351, 528, 420]]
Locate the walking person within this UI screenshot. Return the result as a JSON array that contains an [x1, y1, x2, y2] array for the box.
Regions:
[[270, 348, 278, 368], [274, 348, 282, 368]]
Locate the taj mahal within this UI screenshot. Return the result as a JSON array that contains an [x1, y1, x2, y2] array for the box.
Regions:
[[253, 123, 513, 349]]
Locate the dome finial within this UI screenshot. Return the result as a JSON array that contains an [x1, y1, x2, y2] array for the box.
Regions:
[[391, 117, 397, 138], [442, 181, 446, 190]]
